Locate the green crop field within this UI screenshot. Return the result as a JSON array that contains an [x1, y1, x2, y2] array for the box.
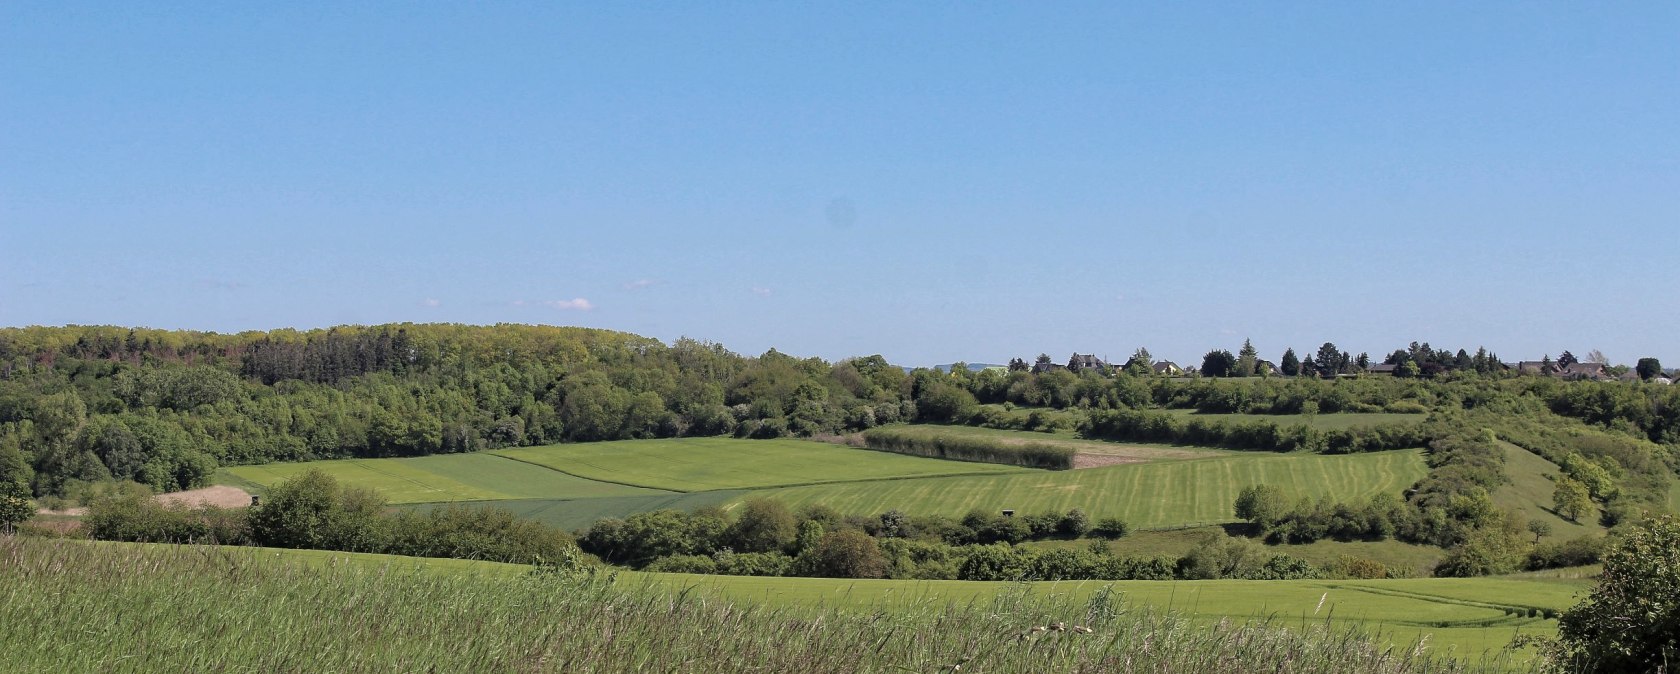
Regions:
[[493, 437, 1030, 492], [1165, 409, 1424, 430], [220, 453, 669, 504], [219, 437, 1427, 533], [723, 449, 1428, 528]]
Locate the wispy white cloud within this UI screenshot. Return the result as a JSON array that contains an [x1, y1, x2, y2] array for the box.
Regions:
[[750, 286, 772, 297], [542, 298, 595, 311], [420, 298, 442, 308], [510, 300, 527, 307], [622, 278, 657, 290]]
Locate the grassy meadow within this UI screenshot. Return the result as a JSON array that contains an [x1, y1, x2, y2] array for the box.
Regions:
[[722, 449, 1428, 528], [1, 537, 1578, 671], [493, 437, 1030, 492], [1492, 442, 1606, 539]]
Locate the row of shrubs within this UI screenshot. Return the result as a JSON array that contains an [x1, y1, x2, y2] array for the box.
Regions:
[[579, 502, 1129, 569], [577, 499, 1415, 581], [82, 471, 577, 565], [858, 427, 1074, 469], [644, 537, 1329, 582], [1078, 408, 1426, 453]]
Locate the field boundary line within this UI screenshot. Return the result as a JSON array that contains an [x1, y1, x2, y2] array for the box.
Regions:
[[488, 454, 688, 493], [1321, 583, 1559, 617]]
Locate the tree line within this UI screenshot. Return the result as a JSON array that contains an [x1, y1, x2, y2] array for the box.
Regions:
[[1, 324, 1675, 510]]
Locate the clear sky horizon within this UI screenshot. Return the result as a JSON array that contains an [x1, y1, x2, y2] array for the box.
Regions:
[[3, 3, 1676, 367]]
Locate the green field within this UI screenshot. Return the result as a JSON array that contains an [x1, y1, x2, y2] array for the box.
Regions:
[[1165, 409, 1424, 430], [220, 439, 1425, 530], [723, 449, 1428, 528], [493, 437, 1030, 492], [220, 453, 670, 504]]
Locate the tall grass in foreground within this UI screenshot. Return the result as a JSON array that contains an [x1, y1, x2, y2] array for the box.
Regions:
[[0, 537, 1532, 673], [861, 427, 1075, 469]]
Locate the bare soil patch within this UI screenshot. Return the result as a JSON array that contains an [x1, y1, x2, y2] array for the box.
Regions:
[[156, 485, 253, 509], [1069, 444, 1222, 469], [1072, 453, 1148, 469]]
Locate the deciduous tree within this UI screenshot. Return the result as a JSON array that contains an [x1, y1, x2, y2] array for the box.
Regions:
[[0, 481, 31, 534], [1636, 357, 1663, 381], [1553, 477, 1593, 522], [1200, 350, 1236, 378], [726, 499, 797, 554]]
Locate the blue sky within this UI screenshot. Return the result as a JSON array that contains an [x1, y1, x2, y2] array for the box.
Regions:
[[3, 3, 1676, 367]]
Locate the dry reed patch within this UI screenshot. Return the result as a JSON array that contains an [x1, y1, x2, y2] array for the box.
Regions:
[[1072, 453, 1145, 469], [34, 485, 253, 516], [155, 485, 253, 509]]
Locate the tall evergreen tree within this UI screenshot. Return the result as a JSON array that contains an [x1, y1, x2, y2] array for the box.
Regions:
[[1235, 339, 1259, 377], [1279, 348, 1300, 377]]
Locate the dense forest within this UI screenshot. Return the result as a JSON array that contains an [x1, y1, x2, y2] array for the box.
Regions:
[[1, 324, 1676, 516]]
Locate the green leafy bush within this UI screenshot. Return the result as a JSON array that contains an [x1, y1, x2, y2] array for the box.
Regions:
[[1552, 515, 1680, 673]]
